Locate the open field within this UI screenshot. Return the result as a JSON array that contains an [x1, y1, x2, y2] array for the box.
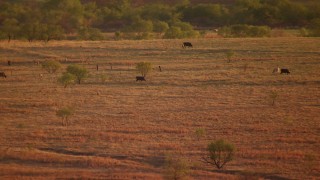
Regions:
[[0, 38, 319, 179]]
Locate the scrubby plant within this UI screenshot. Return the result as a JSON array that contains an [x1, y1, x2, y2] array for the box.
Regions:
[[58, 72, 76, 88], [66, 64, 88, 84], [42, 60, 62, 74], [163, 21, 200, 39], [164, 154, 190, 180], [225, 50, 235, 63], [56, 106, 74, 126], [203, 139, 235, 169], [195, 128, 206, 140], [78, 27, 104, 40], [97, 74, 108, 83], [136, 62, 152, 77]]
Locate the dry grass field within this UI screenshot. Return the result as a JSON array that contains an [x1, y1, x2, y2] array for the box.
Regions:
[[0, 38, 319, 179]]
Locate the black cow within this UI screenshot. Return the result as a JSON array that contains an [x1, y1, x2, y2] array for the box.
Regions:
[[136, 76, 146, 81], [280, 68, 290, 74], [182, 42, 193, 48], [0, 72, 7, 78]]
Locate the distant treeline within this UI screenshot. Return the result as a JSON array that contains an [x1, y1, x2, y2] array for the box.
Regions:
[[0, 0, 319, 41]]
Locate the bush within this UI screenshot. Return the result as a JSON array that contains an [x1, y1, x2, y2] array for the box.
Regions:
[[42, 60, 62, 74], [163, 21, 200, 39], [153, 21, 169, 33], [195, 128, 205, 140], [225, 50, 235, 63], [218, 24, 271, 37], [308, 18, 320, 37], [136, 62, 152, 77], [56, 106, 74, 126], [203, 139, 235, 169], [78, 27, 104, 40], [58, 72, 76, 88], [66, 64, 88, 84], [164, 154, 190, 180]]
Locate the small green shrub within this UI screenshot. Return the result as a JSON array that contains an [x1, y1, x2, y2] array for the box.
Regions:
[[203, 139, 235, 169], [42, 60, 62, 74], [225, 50, 235, 63], [164, 154, 190, 180], [78, 27, 104, 40], [195, 128, 205, 140], [163, 22, 200, 39], [58, 72, 76, 88], [56, 106, 74, 126], [66, 64, 88, 84], [136, 62, 152, 77]]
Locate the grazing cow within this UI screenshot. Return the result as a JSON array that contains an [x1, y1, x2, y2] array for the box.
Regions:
[[136, 76, 146, 81], [280, 68, 290, 74], [0, 72, 7, 78], [182, 42, 193, 48]]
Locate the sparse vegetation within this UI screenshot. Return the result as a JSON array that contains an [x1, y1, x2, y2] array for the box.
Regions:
[[66, 64, 88, 84], [225, 50, 235, 63], [0, 38, 319, 179], [58, 73, 76, 88], [164, 154, 190, 180], [56, 106, 75, 126], [136, 62, 152, 77], [195, 128, 205, 140], [42, 60, 62, 74]]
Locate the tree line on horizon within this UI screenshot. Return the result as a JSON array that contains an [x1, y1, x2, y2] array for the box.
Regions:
[[0, 0, 319, 41]]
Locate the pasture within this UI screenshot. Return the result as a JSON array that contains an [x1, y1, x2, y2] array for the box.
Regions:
[[0, 38, 319, 179]]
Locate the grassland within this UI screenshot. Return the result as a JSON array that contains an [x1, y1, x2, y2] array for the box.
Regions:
[[0, 38, 319, 179]]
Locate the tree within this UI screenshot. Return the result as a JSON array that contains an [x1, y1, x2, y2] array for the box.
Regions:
[[66, 64, 88, 84], [43, 0, 84, 34], [140, 3, 173, 22], [308, 18, 320, 37], [125, 18, 153, 33], [203, 139, 235, 169], [39, 24, 65, 42], [56, 106, 74, 126], [136, 62, 152, 77], [0, 18, 20, 42], [42, 60, 62, 74], [58, 72, 76, 88], [181, 3, 229, 27]]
